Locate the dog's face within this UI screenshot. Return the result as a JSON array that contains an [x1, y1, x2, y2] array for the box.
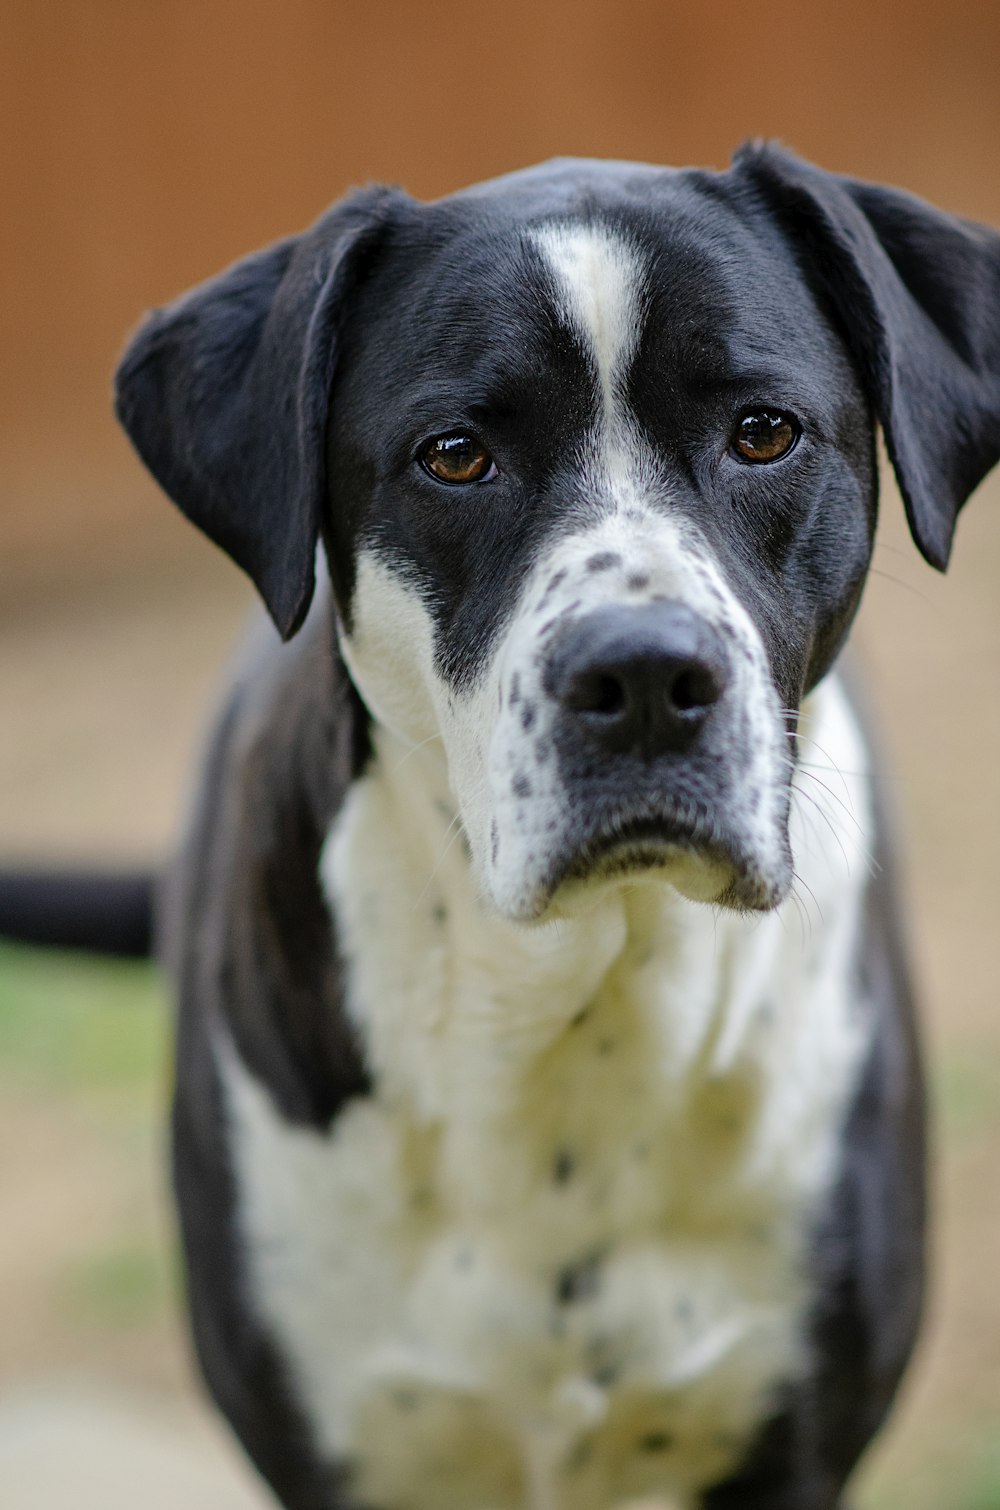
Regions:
[[115, 147, 1000, 921], [326, 165, 875, 919]]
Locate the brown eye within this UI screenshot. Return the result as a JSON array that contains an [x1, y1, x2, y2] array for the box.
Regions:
[[733, 410, 799, 463], [421, 433, 496, 485]]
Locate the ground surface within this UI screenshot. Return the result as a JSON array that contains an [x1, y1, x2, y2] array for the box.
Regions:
[[0, 469, 998, 1508]]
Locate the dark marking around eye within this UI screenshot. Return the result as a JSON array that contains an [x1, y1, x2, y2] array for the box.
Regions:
[[626, 573, 649, 590], [586, 551, 621, 573]]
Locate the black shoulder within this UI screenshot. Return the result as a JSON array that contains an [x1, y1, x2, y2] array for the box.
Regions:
[[164, 588, 372, 1129]]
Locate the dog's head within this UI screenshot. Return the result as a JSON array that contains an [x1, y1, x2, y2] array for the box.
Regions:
[[116, 147, 1000, 921]]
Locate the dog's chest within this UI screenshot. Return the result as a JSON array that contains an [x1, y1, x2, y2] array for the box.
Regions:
[[222, 688, 871, 1510]]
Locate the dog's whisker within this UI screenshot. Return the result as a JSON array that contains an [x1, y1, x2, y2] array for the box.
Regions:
[[413, 816, 469, 912], [865, 566, 937, 607], [790, 867, 825, 930], [389, 730, 445, 776], [411, 774, 493, 911], [793, 769, 865, 838], [791, 780, 856, 878], [784, 879, 812, 946], [785, 732, 855, 808]]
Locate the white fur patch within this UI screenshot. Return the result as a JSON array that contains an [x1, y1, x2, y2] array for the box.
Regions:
[[532, 224, 645, 428], [221, 674, 874, 1510], [532, 223, 654, 515], [337, 557, 440, 749]]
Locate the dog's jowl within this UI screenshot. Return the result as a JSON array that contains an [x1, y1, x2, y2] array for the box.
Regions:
[[115, 146, 1000, 1509]]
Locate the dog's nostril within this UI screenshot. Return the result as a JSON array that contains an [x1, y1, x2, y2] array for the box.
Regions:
[[670, 666, 723, 714], [583, 676, 622, 715], [545, 601, 730, 759], [564, 673, 628, 718]]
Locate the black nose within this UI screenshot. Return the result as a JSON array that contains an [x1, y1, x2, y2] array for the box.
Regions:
[[545, 601, 729, 759]]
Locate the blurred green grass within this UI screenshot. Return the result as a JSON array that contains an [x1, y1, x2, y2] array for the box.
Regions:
[[933, 1048, 1000, 1142], [0, 940, 167, 1099], [58, 1239, 173, 1329], [863, 1428, 1000, 1510], [1, 940, 998, 1507], [0, 940, 175, 1345]]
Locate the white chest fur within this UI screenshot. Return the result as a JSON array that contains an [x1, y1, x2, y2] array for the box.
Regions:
[[220, 675, 874, 1510]]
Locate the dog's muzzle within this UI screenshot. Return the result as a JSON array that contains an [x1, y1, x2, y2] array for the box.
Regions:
[[505, 595, 786, 914]]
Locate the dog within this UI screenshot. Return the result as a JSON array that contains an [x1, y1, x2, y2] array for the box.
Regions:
[[102, 143, 1000, 1509]]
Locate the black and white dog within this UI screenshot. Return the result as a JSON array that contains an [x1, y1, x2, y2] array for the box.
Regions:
[[108, 144, 1000, 1509]]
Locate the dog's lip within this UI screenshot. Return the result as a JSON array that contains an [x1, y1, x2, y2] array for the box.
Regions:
[[532, 805, 785, 914], [562, 810, 715, 871], [555, 809, 728, 886]]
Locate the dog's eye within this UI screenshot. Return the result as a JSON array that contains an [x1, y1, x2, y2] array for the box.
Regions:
[[420, 434, 497, 485], [733, 410, 799, 463]]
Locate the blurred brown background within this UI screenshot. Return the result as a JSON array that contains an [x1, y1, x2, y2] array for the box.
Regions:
[[1, 2, 999, 1507]]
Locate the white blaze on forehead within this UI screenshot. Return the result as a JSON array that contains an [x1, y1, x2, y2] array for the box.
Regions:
[[531, 224, 646, 420]]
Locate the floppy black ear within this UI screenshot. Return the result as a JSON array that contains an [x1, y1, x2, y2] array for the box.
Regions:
[[734, 143, 1000, 568], [115, 186, 400, 638]]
